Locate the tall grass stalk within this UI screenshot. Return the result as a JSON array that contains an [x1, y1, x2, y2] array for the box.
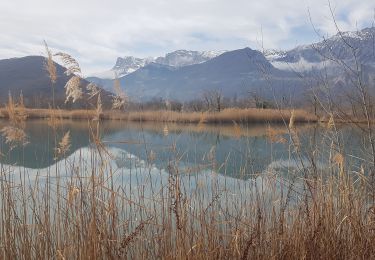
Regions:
[[1, 47, 374, 259]]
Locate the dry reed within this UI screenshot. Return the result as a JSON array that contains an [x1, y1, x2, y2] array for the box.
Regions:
[[112, 73, 128, 110], [0, 48, 373, 260], [0, 127, 373, 259], [0, 93, 28, 148], [0, 108, 318, 124]]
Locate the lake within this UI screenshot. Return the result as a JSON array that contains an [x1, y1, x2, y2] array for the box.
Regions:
[[0, 119, 367, 179], [0, 119, 371, 259]]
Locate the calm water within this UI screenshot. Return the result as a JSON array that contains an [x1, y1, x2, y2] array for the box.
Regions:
[[0, 119, 368, 178]]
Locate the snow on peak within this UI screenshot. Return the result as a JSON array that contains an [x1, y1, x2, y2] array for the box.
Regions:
[[112, 56, 154, 77], [263, 49, 286, 61], [91, 50, 226, 79], [155, 50, 226, 67]]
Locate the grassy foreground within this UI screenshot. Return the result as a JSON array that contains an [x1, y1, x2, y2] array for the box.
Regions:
[[0, 102, 374, 259], [0, 107, 318, 124], [1, 120, 375, 259]]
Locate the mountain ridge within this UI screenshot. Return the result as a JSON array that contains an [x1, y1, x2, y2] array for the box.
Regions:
[[1, 26, 374, 104], [0, 56, 112, 108], [266, 27, 375, 72], [87, 47, 305, 101], [90, 49, 226, 79]]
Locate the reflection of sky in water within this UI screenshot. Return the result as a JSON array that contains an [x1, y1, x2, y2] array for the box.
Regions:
[[4, 147, 287, 215], [0, 120, 368, 178]]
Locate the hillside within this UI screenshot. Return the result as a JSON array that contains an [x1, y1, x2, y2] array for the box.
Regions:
[[88, 48, 306, 101], [0, 56, 111, 108]]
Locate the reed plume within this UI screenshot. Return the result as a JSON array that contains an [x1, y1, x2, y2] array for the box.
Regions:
[[1, 126, 28, 148], [94, 93, 103, 121], [64, 76, 82, 103], [54, 52, 83, 103], [44, 41, 57, 84], [112, 73, 128, 110], [55, 130, 71, 159], [86, 82, 100, 99], [1, 93, 28, 148], [54, 52, 82, 76], [119, 220, 147, 252]]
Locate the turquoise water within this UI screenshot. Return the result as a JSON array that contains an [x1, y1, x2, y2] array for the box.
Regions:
[[0, 119, 367, 178]]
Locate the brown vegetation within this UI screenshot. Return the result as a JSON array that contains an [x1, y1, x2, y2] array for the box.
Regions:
[[0, 107, 318, 124], [1, 118, 375, 259]]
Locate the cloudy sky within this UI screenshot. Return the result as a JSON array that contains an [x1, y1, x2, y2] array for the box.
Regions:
[[0, 0, 374, 75]]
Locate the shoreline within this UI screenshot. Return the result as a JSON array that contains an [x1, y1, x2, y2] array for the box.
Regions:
[[0, 107, 318, 124]]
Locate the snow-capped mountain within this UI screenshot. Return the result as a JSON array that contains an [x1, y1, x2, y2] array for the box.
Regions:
[[90, 50, 226, 79], [112, 56, 154, 77], [87, 48, 304, 101], [85, 27, 375, 101], [155, 50, 226, 67], [91, 56, 154, 79], [263, 49, 286, 61], [265, 27, 375, 72]]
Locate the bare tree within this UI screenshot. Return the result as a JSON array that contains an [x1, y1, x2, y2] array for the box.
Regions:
[[202, 90, 224, 112]]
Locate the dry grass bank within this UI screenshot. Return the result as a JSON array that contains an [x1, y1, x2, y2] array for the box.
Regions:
[[0, 105, 375, 259], [0, 107, 318, 124], [123, 108, 317, 124], [1, 132, 375, 259]]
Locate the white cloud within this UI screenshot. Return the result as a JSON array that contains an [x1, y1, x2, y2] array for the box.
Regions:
[[0, 0, 373, 74]]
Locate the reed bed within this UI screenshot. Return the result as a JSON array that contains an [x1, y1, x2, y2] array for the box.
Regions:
[[125, 108, 317, 124], [0, 107, 318, 124]]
